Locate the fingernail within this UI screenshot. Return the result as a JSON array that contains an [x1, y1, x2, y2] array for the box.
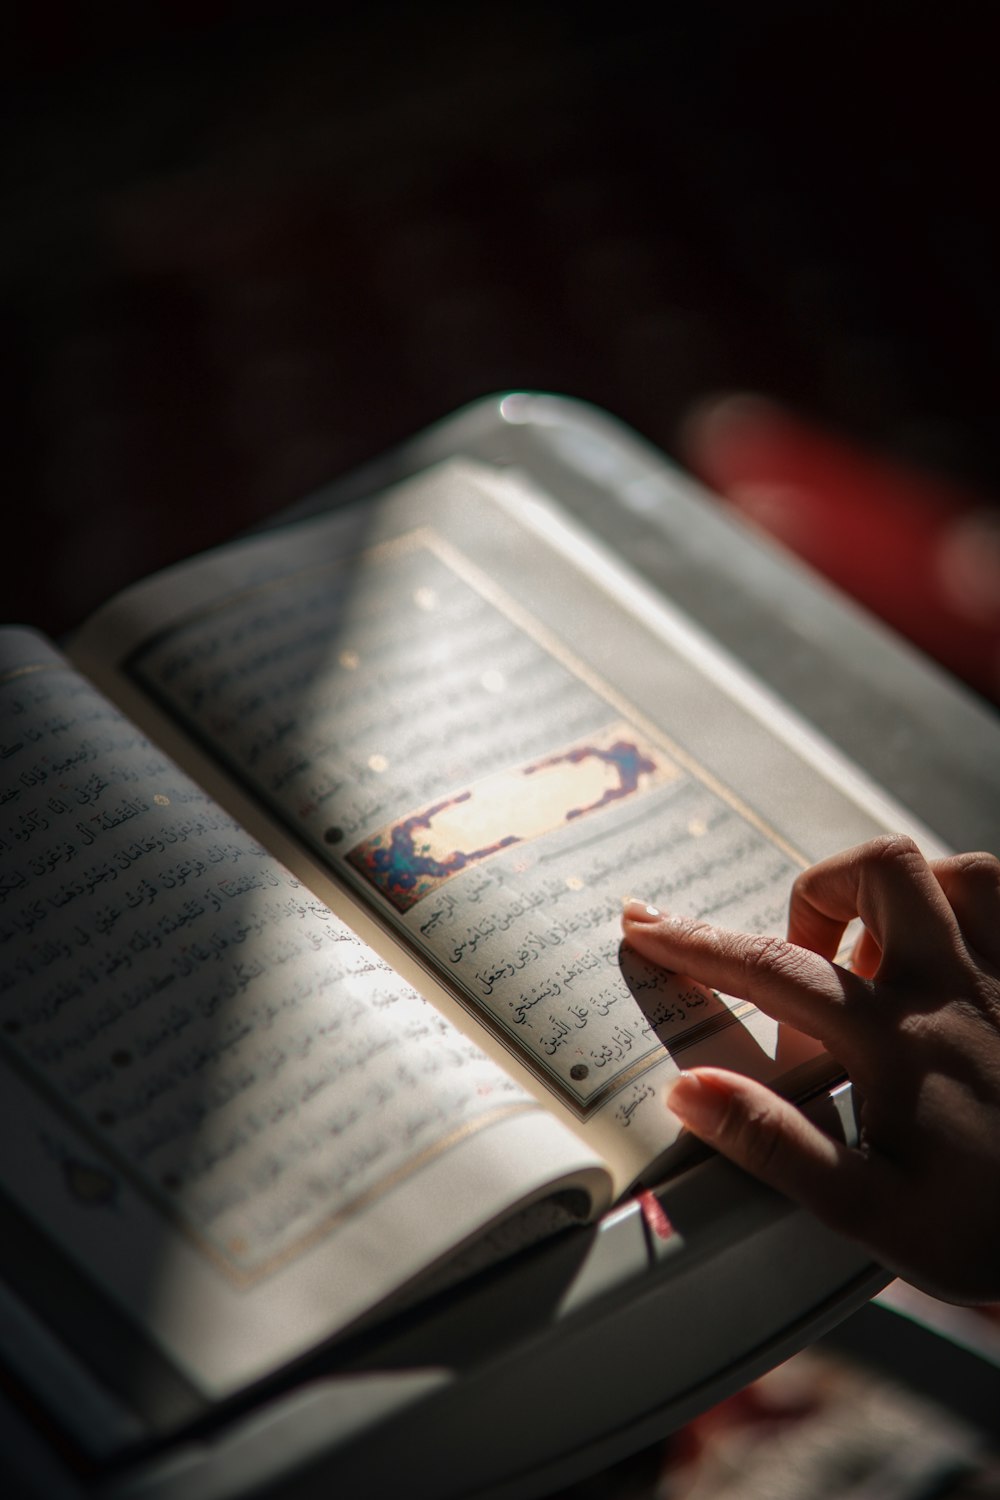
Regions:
[[665, 1072, 728, 1135], [622, 898, 663, 923]]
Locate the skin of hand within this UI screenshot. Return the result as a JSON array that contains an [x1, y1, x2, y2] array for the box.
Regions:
[[621, 835, 1000, 1305]]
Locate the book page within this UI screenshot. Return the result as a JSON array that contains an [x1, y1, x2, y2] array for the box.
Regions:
[[73, 461, 922, 1190], [0, 629, 606, 1404]]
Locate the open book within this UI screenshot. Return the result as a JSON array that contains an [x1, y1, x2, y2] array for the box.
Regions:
[[0, 459, 925, 1430]]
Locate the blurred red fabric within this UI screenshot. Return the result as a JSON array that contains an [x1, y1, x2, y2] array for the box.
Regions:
[[682, 396, 1000, 706]]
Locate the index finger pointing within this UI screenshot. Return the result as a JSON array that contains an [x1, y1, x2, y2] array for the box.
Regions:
[[621, 901, 869, 1059]]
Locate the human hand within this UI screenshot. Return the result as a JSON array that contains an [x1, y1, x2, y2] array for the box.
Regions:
[[621, 835, 1000, 1304]]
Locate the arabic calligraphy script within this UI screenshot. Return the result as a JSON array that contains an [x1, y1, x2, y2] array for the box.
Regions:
[[0, 659, 538, 1280]]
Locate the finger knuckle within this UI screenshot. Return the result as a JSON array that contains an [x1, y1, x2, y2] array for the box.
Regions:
[[735, 931, 789, 973], [951, 851, 1000, 895], [734, 931, 815, 988], [866, 833, 922, 870]]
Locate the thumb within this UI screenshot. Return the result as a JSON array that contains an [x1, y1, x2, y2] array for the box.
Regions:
[[666, 1067, 874, 1236]]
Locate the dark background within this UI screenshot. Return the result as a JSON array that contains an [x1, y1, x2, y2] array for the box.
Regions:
[[3, 2, 998, 679], [3, 10, 1000, 1495]]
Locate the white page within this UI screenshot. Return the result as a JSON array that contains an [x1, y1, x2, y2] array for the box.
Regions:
[[74, 460, 933, 1188], [0, 629, 606, 1400]]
